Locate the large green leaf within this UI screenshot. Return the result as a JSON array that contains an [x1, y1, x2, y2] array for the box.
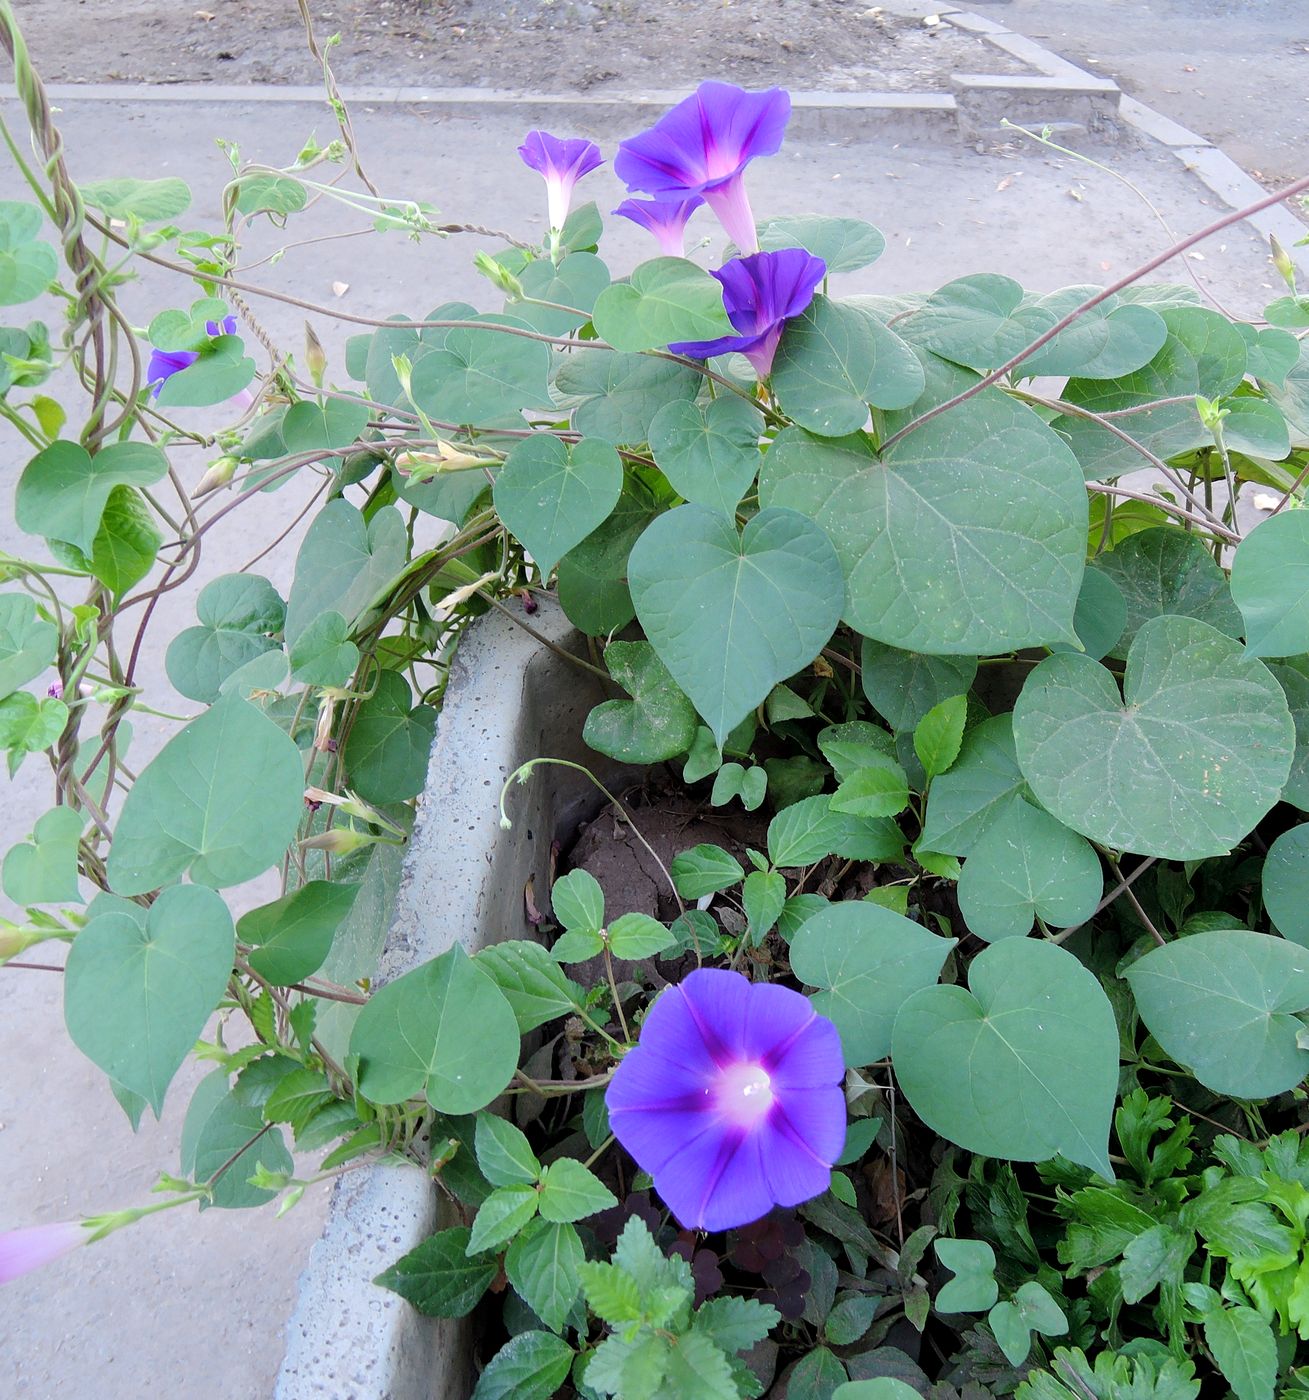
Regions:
[[767, 794, 904, 867], [80, 176, 192, 222], [16, 439, 168, 554], [284, 501, 407, 645], [515, 250, 610, 335], [469, 1329, 575, 1400], [108, 694, 305, 894], [583, 639, 697, 763], [67, 485, 160, 595], [1096, 527, 1241, 659], [757, 215, 885, 273], [648, 394, 762, 515], [165, 573, 285, 703], [758, 401, 1086, 653], [344, 669, 437, 804], [1013, 616, 1293, 860], [790, 902, 954, 1065], [904, 274, 1056, 373], [409, 316, 552, 426], [591, 257, 731, 352], [64, 884, 235, 1114], [557, 473, 661, 636], [349, 944, 520, 1112], [892, 938, 1118, 1176], [1124, 929, 1309, 1098], [772, 296, 924, 435], [919, 715, 1027, 857], [494, 435, 623, 577], [505, 1218, 585, 1334], [374, 1226, 498, 1317], [557, 348, 700, 446], [1270, 658, 1309, 810], [180, 1069, 292, 1209], [1020, 286, 1167, 379], [859, 639, 977, 734], [1262, 823, 1309, 947], [239, 879, 361, 985], [475, 940, 586, 1035], [1231, 510, 1309, 658], [957, 799, 1102, 941], [629, 504, 844, 746], [0, 592, 56, 699], [1201, 1303, 1277, 1400]]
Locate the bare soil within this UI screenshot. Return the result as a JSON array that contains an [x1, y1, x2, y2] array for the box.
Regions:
[[20, 0, 1025, 91]]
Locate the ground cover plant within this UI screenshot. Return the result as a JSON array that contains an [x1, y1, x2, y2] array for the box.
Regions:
[[1, 2, 1309, 1395]]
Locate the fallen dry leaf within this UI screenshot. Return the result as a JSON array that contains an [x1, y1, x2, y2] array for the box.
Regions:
[[996, 174, 1015, 192], [331, 280, 349, 297]]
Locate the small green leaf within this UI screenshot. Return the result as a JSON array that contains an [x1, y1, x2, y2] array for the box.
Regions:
[[824, 1293, 880, 1345], [0, 692, 66, 772], [494, 435, 623, 579], [831, 757, 910, 819], [607, 912, 675, 960], [65, 886, 235, 1114], [344, 669, 437, 805], [1124, 929, 1309, 1097], [475, 1113, 542, 1187], [790, 902, 954, 1064], [467, 1184, 540, 1254], [80, 177, 191, 222], [350, 946, 520, 1113], [17, 439, 168, 555], [914, 695, 967, 780], [988, 1282, 1067, 1366], [591, 256, 732, 352], [767, 794, 904, 868], [288, 610, 359, 688], [0, 593, 56, 700], [232, 173, 307, 217], [239, 880, 361, 986], [180, 1069, 292, 1210], [2, 806, 83, 905], [671, 845, 744, 899], [373, 1226, 497, 1317], [583, 640, 697, 764], [783, 1347, 849, 1399], [935, 1238, 998, 1312], [743, 870, 786, 944], [551, 927, 605, 963], [1202, 1304, 1277, 1400], [154, 335, 256, 408], [476, 940, 586, 1033], [648, 395, 762, 516], [552, 868, 604, 934], [505, 1218, 584, 1334], [470, 1329, 575, 1400], [537, 1158, 617, 1223], [710, 762, 767, 811], [165, 573, 286, 704]]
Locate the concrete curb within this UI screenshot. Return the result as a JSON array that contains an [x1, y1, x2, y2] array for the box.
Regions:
[[275, 598, 627, 1400]]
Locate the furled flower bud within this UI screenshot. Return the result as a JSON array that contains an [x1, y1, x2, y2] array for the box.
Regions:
[[304, 322, 327, 386], [1271, 235, 1297, 292], [194, 455, 238, 498], [298, 827, 380, 857], [475, 250, 525, 300]]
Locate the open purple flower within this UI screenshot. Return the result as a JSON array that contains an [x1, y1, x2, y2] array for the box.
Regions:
[[614, 82, 790, 253], [668, 247, 826, 379], [146, 315, 238, 399], [606, 968, 845, 1232], [1, 1221, 88, 1285], [518, 131, 604, 232], [614, 195, 704, 258]]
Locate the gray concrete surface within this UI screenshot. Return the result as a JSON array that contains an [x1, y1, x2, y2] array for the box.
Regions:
[[0, 91, 1293, 1398]]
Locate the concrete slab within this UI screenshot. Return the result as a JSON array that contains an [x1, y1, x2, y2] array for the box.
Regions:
[[0, 91, 1288, 1397]]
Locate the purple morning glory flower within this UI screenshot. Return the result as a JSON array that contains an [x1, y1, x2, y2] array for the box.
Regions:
[[614, 195, 704, 258], [517, 131, 604, 232], [614, 82, 790, 253], [606, 968, 845, 1232], [1, 1220, 87, 1285], [146, 314, 239, 398], [668, 247, 826, 380]]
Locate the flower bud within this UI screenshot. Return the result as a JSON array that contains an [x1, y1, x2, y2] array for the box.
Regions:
[[1271, 235, 1297, 292], [390, 353, 413, 398], [299, 827, 379, 857], [305, 322, 327, 386], [475, 250, 525, 300], [1, 1221, 89, 1284], [194, 455, 238, 498]]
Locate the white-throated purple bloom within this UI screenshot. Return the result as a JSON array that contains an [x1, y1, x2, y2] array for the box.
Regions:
[[606, 968, 845, 1232], [146, 314, 238, 399], [517, 131, 604, 232], [614, 195, 704, 258], [0, 1220, 88, 1285], [614, 82, 790, 253], [668, 247, 826, 380]]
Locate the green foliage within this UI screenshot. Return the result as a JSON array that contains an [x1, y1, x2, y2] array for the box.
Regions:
[[591, 256, 732, 352], [165, 573, 285, 703], [583, 640, 698, 764]]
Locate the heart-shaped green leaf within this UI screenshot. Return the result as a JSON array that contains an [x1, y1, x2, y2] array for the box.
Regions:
[[80, 176, 192, 223], [0, 200, 56, 304], [758, 401, 1085, 653], [409, 316, 553, 425], [239, 880, 362, 986], [1021, 286, 1167, 379], [957, 799, 1102, 941], [108, 694, 305, 894], [988, 1282, 1068, 1366], [17, 439, 168, 554], [285, 501, 407, 645], [919, 715, 1027, 857], [789, 902, 954, 1065], [280, 397, 371, 455], [2, 806, 83, 906], [0, 692, 67, 774], [648, 394, 762, 515], [934, 1238, 998, 1313], [515, 250, 610, 335], [1238, 323, 1300, 387], [288, 610, 359, 688], [859, 640, 977, 733], [0, 592, 56, 700], [557, 348, 700, 446], [630, 504, 843, 745], [892, 938, 1118, 1175], [165, 572, 286, 703], [494, 435, 623, 578], [344, 669, 437, 804], [1096, 527, 1242, 659], [1014, 615, 1293, 859], [1262, 823, 1309, 947], [1124, 929, 1309, 1097], [756, 215, 885, 273], [350, 944, 520, 1112], [64, 884, 235, 1114], [583, 640, 697, 764], [772, 296, 924, 435], [154, 335, 257, 408], [905, 274, 1056, 373], [591, 256, 731, 352], [1231, 510, 1309, 658]]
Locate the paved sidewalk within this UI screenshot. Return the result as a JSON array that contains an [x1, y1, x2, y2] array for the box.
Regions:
[[0, 92, 1290, 1398]]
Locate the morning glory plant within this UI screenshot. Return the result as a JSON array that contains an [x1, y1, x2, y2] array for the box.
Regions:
[[3, 0, 1309, 1391]]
